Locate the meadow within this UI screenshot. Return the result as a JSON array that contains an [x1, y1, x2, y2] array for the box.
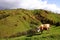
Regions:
[[0, 26, 60, 40], [0, 9, 60, 40]]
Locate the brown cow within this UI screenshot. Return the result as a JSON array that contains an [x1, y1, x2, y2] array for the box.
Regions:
[[37, 24, 50, 33]]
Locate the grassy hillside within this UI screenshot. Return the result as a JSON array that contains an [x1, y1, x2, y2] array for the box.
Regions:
[[0, 9, 41, 38], [1, 26, 60, 40], [0, 9, 60, 38], [33, 9, 60, 25]]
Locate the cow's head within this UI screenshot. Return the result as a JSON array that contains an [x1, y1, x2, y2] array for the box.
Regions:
[[37, 27, 40, 32]]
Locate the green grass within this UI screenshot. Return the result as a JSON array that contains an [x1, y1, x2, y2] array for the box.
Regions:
[[0, 26, 60, 40], [0, 9, 60, 39], [0, 9, 41, 37]]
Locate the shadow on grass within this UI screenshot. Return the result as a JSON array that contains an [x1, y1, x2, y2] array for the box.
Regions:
[[26, 33, 41, 37]]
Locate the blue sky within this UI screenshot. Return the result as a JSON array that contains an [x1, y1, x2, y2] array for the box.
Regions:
[[0, 0, 60, 14], [47, 0, 60, 7]]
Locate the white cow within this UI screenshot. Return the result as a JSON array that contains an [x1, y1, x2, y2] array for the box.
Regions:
[[37, 24, 50, 33]]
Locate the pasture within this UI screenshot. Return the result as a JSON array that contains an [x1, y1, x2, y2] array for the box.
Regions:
[[0, 26, 60, 40], [0, 9, 60, 40]]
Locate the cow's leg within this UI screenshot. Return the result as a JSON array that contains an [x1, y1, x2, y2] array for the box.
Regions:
[[46, 28, 49, 34], [40, 27, 43, 34]]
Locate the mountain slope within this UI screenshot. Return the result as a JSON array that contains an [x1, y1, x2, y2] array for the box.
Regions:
[[0, 9, 60, 38], [0, 9, 41, 37], [33, 9, 60, 26]]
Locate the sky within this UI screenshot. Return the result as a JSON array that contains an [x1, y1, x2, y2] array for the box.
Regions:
[[0, 0, 60, 14]]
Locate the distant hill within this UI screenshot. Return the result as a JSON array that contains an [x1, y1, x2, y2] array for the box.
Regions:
[[33, 9, 60, 26], [0, 8, 60, 38]]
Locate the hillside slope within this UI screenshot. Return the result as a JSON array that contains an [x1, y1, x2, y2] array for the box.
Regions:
[[0, 9, 60, 38], [33, 9, 60, 26], [0, 9, 41, 37]]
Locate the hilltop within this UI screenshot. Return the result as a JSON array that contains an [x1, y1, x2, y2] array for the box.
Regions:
[[0, 9, 60, 38]]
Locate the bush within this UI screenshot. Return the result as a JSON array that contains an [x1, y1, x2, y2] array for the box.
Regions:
[[0, 14, 10, 19]]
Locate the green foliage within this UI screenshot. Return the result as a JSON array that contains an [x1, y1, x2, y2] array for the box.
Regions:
[[0, 8, 60, 38], [33, 9, 60, 26], [0, 9, 40, 38], [0, 26, 60, 40]]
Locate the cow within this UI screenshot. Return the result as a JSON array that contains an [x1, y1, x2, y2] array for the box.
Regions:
[[37, 24, 50, 33]]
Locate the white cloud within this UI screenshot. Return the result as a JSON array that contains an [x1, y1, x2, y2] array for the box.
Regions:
[[0, 0, 60, 14]]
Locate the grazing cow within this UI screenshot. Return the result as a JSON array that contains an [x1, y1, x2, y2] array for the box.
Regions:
[[37, 24, 50, 33]]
